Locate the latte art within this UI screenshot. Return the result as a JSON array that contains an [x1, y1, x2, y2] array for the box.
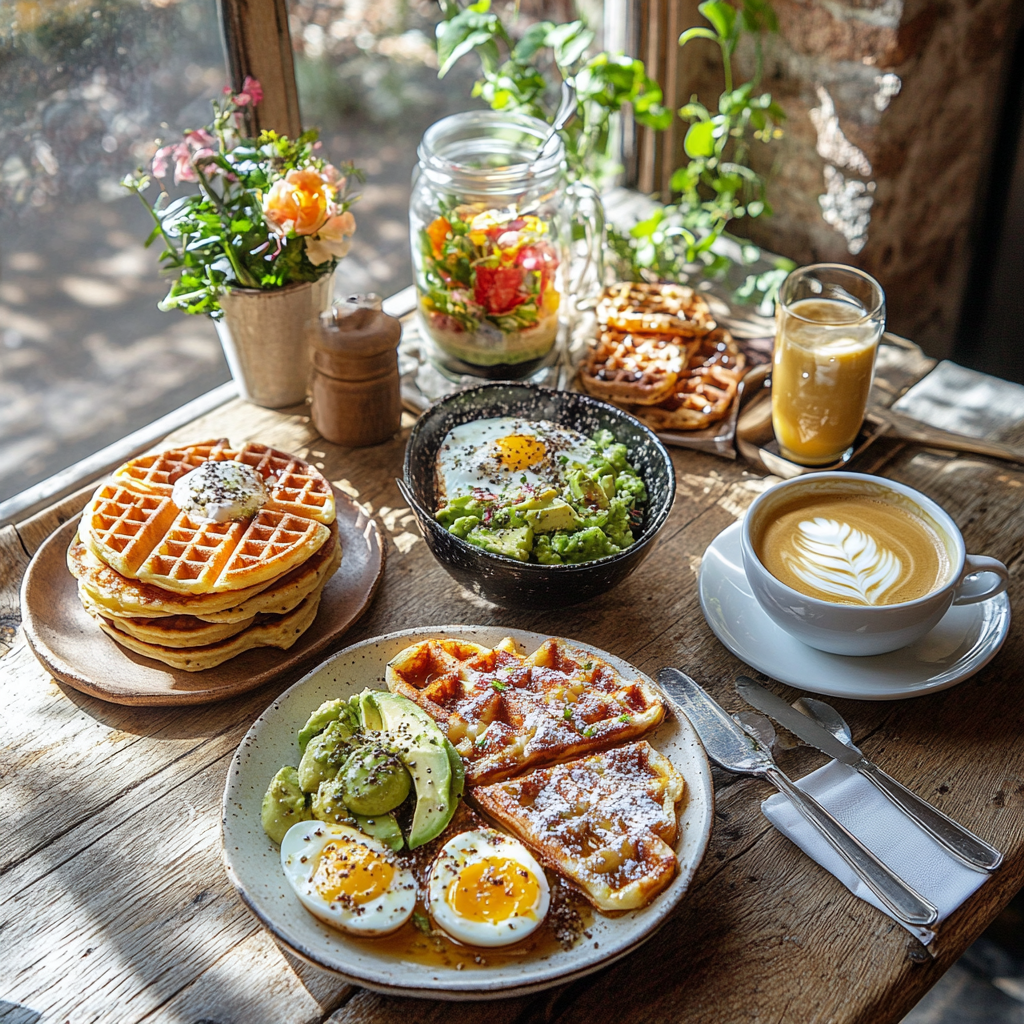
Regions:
[[784, 517, 902, 605], [754, 493, 952, 606]]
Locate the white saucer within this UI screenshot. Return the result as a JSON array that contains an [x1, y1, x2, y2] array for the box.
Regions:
[[698, 521, 1011, 700]]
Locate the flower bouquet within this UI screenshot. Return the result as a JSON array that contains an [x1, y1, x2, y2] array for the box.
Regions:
[[122, 78, 362, 406], [123, 78, 360, 316]]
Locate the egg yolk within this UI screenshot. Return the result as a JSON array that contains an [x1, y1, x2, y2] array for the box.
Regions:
[[494, 435, 547, 472], [446, 856, 540, 923], [313, 839, 395, 905]]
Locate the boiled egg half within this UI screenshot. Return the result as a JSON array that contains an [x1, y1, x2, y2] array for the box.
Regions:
[[427, 828, 550, 947], [436, 417, 596, 503], [281, 821, 416, 936]]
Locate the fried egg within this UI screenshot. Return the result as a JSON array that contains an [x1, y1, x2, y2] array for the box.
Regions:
[[426, 828, 550, 947], [436, 417, 596, 503], [281, 821, 416, 936]]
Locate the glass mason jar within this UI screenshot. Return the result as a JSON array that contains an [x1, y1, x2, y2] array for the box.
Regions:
[[410, 109, 603, 380]]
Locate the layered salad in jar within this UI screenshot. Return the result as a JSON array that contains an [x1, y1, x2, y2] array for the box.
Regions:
[[416, 203, 561, 371]]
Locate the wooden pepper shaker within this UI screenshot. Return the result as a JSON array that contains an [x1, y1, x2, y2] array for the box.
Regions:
[[310, 298, 402, 447]]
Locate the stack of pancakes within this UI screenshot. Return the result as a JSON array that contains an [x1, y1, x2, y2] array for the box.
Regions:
[[68, 439, 341, 672]]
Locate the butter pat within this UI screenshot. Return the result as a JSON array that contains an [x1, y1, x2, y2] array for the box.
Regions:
[[171, 461, 268, 522]]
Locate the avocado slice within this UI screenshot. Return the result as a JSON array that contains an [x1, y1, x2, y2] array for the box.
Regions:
[[465, 523, 533, 561], [526, 497, 582, 533], [297, 698, 356, 754], [352, 811, 405, 852], [370, 691, 456, 849], [261, 766, 312, 844]]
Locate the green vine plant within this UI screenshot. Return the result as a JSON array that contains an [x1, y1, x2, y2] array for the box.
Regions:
[[436, 0, 794, 308], [435, 0, 672, 188], [608, 0, 793, 303]]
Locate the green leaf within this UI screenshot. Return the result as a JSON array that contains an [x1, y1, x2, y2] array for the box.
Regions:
[[698, 1, 737, 41], [678, 26, 719, 48], [512, 21, 552, 61], [438, 27, 498, 77], [679, 101, 710, 122], [684, 120, 716, 158], [556, 28, 594, 68]]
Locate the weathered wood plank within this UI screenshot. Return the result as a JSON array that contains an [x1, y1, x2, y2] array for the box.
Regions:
[[0, 523, 30, 654]]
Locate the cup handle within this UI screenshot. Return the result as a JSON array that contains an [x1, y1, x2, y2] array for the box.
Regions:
[[566, 180, 605, 299], [952, 554, 1010, 606]]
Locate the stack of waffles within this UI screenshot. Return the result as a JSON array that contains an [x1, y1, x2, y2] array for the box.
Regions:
[[578, 282, 747, 430], [68, 439, 340, 672], [386, 636, 685, 912]]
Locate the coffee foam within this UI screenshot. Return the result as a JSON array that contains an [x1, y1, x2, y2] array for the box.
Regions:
[[754, 493, 952, 606]]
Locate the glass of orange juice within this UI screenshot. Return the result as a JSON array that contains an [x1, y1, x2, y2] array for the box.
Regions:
[[771, 264, 886, 466]]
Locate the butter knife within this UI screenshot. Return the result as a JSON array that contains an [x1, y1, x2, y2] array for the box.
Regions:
[[658, 667, 938, 928], [735, 676, 1003, 873]]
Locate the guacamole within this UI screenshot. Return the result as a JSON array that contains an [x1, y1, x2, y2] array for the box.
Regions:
[[435, 429, 647, 565]]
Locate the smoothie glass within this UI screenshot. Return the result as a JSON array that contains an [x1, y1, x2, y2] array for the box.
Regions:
[[771, 264, 886, 465]]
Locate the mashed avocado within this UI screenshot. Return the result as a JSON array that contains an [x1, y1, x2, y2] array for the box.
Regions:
[[435, 429, 647, 565]]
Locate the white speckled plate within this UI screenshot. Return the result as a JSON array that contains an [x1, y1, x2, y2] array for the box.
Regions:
[[221, 625, 714, 999]]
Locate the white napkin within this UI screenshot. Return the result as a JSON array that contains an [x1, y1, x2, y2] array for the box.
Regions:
[[762, 760, 989, 945]]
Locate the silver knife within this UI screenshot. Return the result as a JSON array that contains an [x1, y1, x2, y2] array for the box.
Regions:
[[658, 667, 938, 930], [735, 676, 1003, 873]]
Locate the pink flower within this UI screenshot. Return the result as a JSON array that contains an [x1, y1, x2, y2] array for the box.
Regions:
[[320, 163, 346, 190], [234, 76, 263, 107], [152, 142, 197, 184], [305, 210, 356, 265], [184, 128, 216, 150]]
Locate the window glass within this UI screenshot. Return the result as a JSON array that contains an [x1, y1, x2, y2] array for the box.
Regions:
[[0, 0, 230, 502], [286, 0, 483, 298]]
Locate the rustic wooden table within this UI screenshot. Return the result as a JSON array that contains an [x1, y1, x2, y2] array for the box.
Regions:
[[2, 337, 1022, 1024]]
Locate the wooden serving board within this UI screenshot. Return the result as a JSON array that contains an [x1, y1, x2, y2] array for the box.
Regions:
[[19, 487, 384, 705]]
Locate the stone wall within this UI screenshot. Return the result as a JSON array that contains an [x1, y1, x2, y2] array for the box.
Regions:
[[655, 0, 1024, 358]]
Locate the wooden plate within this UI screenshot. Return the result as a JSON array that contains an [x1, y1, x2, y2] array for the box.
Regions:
[[221, 626, 714, 1000], [19, 487, 384, 706]]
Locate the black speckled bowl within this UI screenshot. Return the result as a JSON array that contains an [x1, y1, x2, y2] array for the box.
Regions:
[[401, 383, 676, 608]]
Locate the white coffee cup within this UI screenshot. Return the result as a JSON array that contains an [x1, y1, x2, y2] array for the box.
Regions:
[[741, 472, 1009, 656]]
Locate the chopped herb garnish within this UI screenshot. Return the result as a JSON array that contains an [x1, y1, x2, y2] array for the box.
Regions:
[[582, 661, 593, 672], [412, 911, 432, 934], [583, 727, 595, 738], [563, 707, 572, 720], [558, 455, 568, 464], [491, 680, 507, 692], [618, 714, 631, 723]]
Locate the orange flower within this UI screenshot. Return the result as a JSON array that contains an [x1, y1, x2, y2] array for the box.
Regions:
[[262, 169, 329, 237]]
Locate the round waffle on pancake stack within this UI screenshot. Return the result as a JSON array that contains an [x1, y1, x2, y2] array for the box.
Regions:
[[69, 439, 341, 671]]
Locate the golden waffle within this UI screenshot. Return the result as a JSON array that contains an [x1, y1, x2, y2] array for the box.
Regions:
[[68, 527, 339, 622], [627, 328, 747, 431], [78, 483, 180, 578], [80, 440, 334, 595], [472, 741, 684, 911], [578, 330, 690, 406], [134, 506, 329, 595], [91, 583, 325, 671], [386, 637, 664, 785], [112, 439, 336, 525], [597, 282, 715, 336]]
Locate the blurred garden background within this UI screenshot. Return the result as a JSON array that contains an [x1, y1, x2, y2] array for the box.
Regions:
[[0, 0, 487, 502]]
